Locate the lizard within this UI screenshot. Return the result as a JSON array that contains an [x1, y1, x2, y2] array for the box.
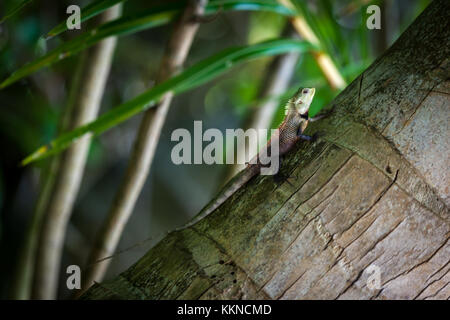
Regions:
[[174, 87, 331, 232], [92, 87, 332, 264]]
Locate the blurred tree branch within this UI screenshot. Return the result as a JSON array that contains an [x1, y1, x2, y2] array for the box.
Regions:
[[10, 45, 85, 300], [78, 0, 208, 297], [278, 0, 346, 90], [30, 5, 122, 300]]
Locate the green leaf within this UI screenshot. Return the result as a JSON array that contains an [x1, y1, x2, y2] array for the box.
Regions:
[[21, 39, 314, 166], [46, 0, 127, 38], [0, 4, 179, 89], [47, 0, 294, 38], [0, 0, 34, 24], [1, 0, 293, 89]]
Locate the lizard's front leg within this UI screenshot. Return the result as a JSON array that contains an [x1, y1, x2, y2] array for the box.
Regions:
[[264, 154, 294, 186], [308, 105, 336, 122]]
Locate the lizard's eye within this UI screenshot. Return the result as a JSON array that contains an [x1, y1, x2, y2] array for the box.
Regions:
[[303, 89, 309, 94]]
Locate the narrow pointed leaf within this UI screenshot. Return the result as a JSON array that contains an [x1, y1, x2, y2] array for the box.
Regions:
[[1, 0, 294, 89], [47, 0, 294, 38], [0, 0, 34, 24]]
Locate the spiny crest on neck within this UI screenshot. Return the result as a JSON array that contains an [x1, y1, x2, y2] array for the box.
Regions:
[[284, 100, 296, 115], [286, 87, 315, 115]]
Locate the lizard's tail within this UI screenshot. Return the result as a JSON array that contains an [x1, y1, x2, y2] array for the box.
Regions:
[[174, 165, 260, 231], [88, 167, 258, 264]]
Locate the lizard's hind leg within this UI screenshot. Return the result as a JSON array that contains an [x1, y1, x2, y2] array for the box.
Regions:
[[298, 132, 321, 142], [298, 134, 314, 141], [272, 155, 298, 186]]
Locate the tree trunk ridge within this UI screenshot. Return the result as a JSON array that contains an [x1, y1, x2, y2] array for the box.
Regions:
[[82, 0, 449, 300]]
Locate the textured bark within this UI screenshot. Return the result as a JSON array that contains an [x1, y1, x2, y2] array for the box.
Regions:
[[83, 0, 449, 300]]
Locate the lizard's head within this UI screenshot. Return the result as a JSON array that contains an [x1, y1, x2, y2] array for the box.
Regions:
[[292, 87, 315, 115]]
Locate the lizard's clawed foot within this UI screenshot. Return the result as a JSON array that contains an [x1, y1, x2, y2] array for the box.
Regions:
[[273, 171, 286, 185], [286, 176, 297, 186], [273, 171, 296, 187]]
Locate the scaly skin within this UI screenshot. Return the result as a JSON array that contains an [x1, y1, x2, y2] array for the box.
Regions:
[[174, 87, 322, 232]]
